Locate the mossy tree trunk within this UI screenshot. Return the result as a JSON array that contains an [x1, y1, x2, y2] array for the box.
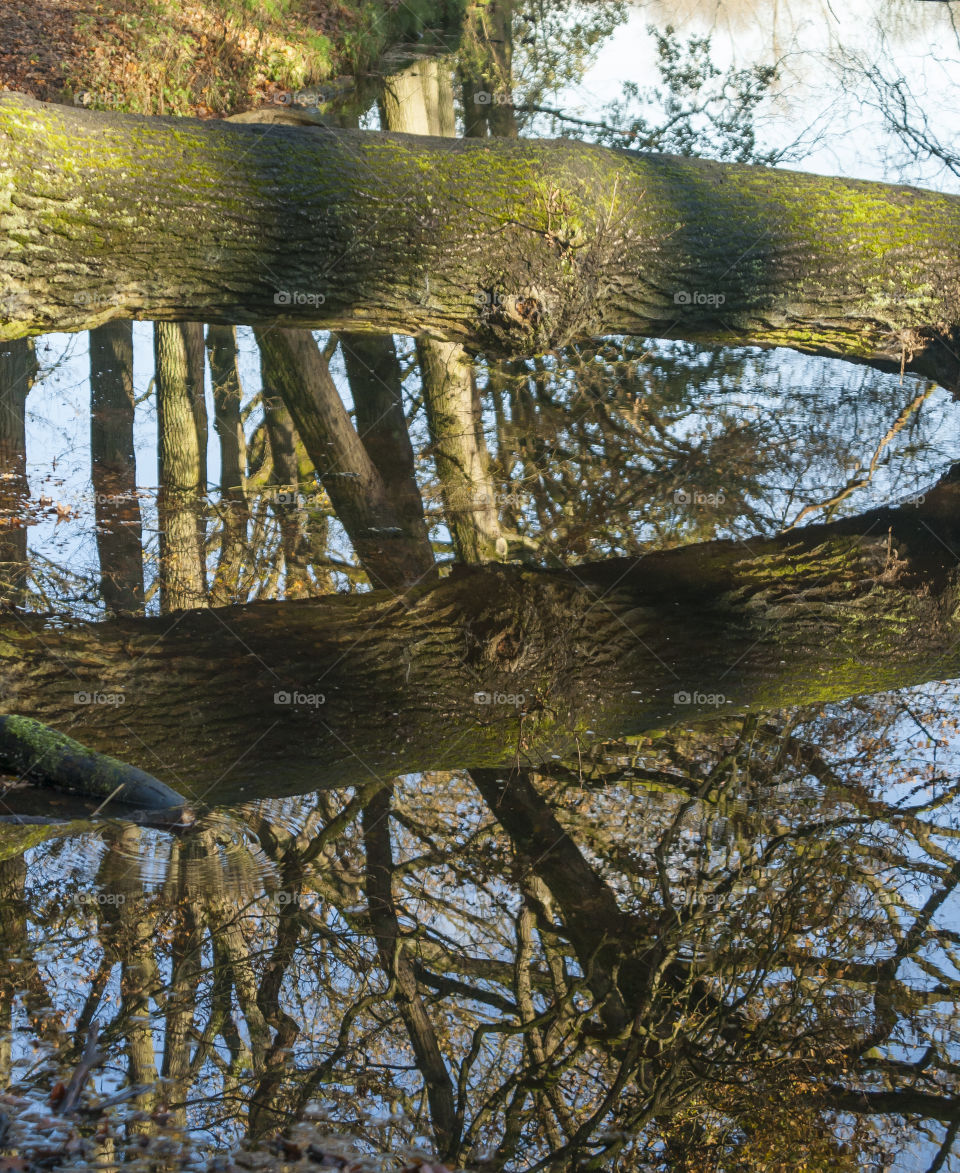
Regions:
[[154, 322, 207, 611], [3, 479, 960, 802], [90, 322, 144, 615], [0, 338, 35, 608], [5, 94, 960, 386]]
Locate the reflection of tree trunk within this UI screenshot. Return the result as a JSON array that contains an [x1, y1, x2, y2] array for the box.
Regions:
[[459, 0, 517, 138], [96, 826, 160, 1116], [0, 338, 36, 608], [183, 322, 207, 497], [380, 62, 504, 563], [340, 334, 428, 543], [90, 322, 144, 615], [363, 786, 458, 1154], [256, 328, 435, 589], [160, 838, 204, 1129], [7, 480, 960, 797], [418, 340, 504, 561], [470, 768, 634, 1035], [249, 855, 305, 1138], [0, 855, 27, 1082], [260, 355, 330, 598], [155, 322, 207, 612], [206, 325, 248, 605]]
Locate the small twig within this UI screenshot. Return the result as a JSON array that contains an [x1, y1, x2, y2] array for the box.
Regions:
[[89, 782, 128, 818], [57, 1023, 105, 1115]]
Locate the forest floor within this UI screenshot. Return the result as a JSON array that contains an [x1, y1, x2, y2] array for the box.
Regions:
[[0, 0, 452, 116]]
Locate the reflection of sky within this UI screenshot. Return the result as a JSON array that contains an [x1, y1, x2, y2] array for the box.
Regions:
[[578, 0, 960, 190]]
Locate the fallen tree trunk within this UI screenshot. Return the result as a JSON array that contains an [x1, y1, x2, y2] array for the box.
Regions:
[[3, 94, 960, 385], [0, 715, 185, 808], [1, 473, 960, 802]]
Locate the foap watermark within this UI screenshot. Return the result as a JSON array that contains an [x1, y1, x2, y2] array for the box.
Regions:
[[474, 289, 507, 309], [73, 290, 115, 308], [74, 691, 125, 707], [270, 490, 323, 506], [673, 690, 730, 709], [274, 290, 326, 308], [73, 891, 125, 906], [473, 91, 514, 106], [91, 491, 140, 506], [675, 889, 727, 908], [474, 691, 525, 707], [674, 488, 725, 507], [437, 486, 523, 510], [274, 690, 325, 707], [673, 290, 726, 307], [269, 890, 323, 911]]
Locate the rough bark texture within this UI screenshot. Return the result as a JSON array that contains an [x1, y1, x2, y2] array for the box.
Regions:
[[418, 338, 505, 560], [90, 321, 144, 615], [2, 477, 960, 802], [4, 94, 960, 386], [155, 321, 207, 611]]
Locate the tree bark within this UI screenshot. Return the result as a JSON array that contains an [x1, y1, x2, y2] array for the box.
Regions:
[[418, 338, 505, 560], [3, 477, 960, 802], [206, 324, 249, 605], [90, 321, 144, 615], [0, 337, 35, 608], [4, 94, 960, 386], [183, 322, 207, 496], [155, 321, 207, 611]]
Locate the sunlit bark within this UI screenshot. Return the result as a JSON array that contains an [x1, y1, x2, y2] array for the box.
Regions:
[[5, 95, 960, 386], [155, 321, 207, 611]]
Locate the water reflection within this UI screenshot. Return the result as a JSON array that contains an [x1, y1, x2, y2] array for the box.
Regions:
[[0, 718, 957, 1167], [2, 0, 960, 1168]]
